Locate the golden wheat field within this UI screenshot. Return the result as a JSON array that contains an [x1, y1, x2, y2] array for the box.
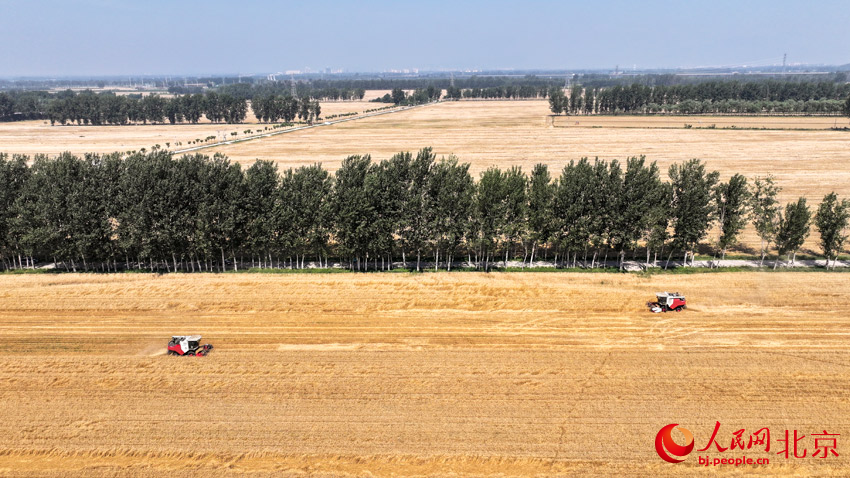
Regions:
[[206, 101, 850, 204], [0, 272, 848, 477]]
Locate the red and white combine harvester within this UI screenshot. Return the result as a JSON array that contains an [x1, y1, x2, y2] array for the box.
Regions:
[[647, 292, 687, 313], [167, 335, 213, 356]]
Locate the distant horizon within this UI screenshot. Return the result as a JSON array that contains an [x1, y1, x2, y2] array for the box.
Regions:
[[2, 63, 849, 81], [3, 0, 849, 77]]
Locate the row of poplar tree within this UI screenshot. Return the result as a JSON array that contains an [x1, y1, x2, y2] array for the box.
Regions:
[[549, 83, 850, 115], [0, 149, 848, 273], [1, 90, 322, 126], [46, 91, 248, 125]]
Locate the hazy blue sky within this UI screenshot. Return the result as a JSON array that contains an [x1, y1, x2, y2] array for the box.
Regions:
[[2, 0, 848, 76]]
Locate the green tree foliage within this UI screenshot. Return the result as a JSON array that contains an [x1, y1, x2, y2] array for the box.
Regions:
[[196, 154, 245, 270], [3, 149, 843, 273], [472, 167, 506, 271], [668, 159, 720, 265], [714, 174, 750, 259], [553, 158, 597, 266], [569, 85, 583, 114], [750, 175, 782, 266], [401, 148, 436, 271], [391, 88, 406, 105], [428, 156, 474, 270], [278, 164, 333, 268], [548, 88, 566, 115], [500, 167, 528, 267], [242, 161, 279, 267], [0, 154, 31, 268], [445, 86, 463, 100], [365, 152, 410, 269], [608, 157, 666, 268], [331, 155, 374, 270], [775, 197, 811, 265], [526, 164, 554, 265], [815, 192, 850, 269]]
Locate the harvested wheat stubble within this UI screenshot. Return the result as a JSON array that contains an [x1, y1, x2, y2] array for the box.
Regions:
[[0, 272, 848, 477]]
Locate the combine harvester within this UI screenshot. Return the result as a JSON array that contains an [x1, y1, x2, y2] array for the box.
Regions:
[[167, 335, 214, 356], [647, 292, 686, 313]]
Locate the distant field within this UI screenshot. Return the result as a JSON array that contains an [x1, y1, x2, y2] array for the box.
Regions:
[[205, 101, 850, 202], [0, 272, 848, 476]]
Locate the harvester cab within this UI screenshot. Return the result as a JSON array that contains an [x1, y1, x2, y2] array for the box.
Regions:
[[648, 292, 686, 313], [167, 335, 213, 356]]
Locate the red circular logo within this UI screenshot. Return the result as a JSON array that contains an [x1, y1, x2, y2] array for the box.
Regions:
[[655, 424, 694, 463]]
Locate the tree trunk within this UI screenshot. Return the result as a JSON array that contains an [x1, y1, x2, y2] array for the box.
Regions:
[[664, 249, 674, 270], [530, 243, 536, 267]]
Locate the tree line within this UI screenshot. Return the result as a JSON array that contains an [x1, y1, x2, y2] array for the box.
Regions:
[[249, 96, 320, 123], [0, 89, 328, 126], [5, 79, 848, 124], [550, 82, 850, 115], [1, 150, 848, 273], [457, 86, 551, 99], [372, 87, 443, 105], [44, 91, 249, 125], [216, 82, 366, 102]]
